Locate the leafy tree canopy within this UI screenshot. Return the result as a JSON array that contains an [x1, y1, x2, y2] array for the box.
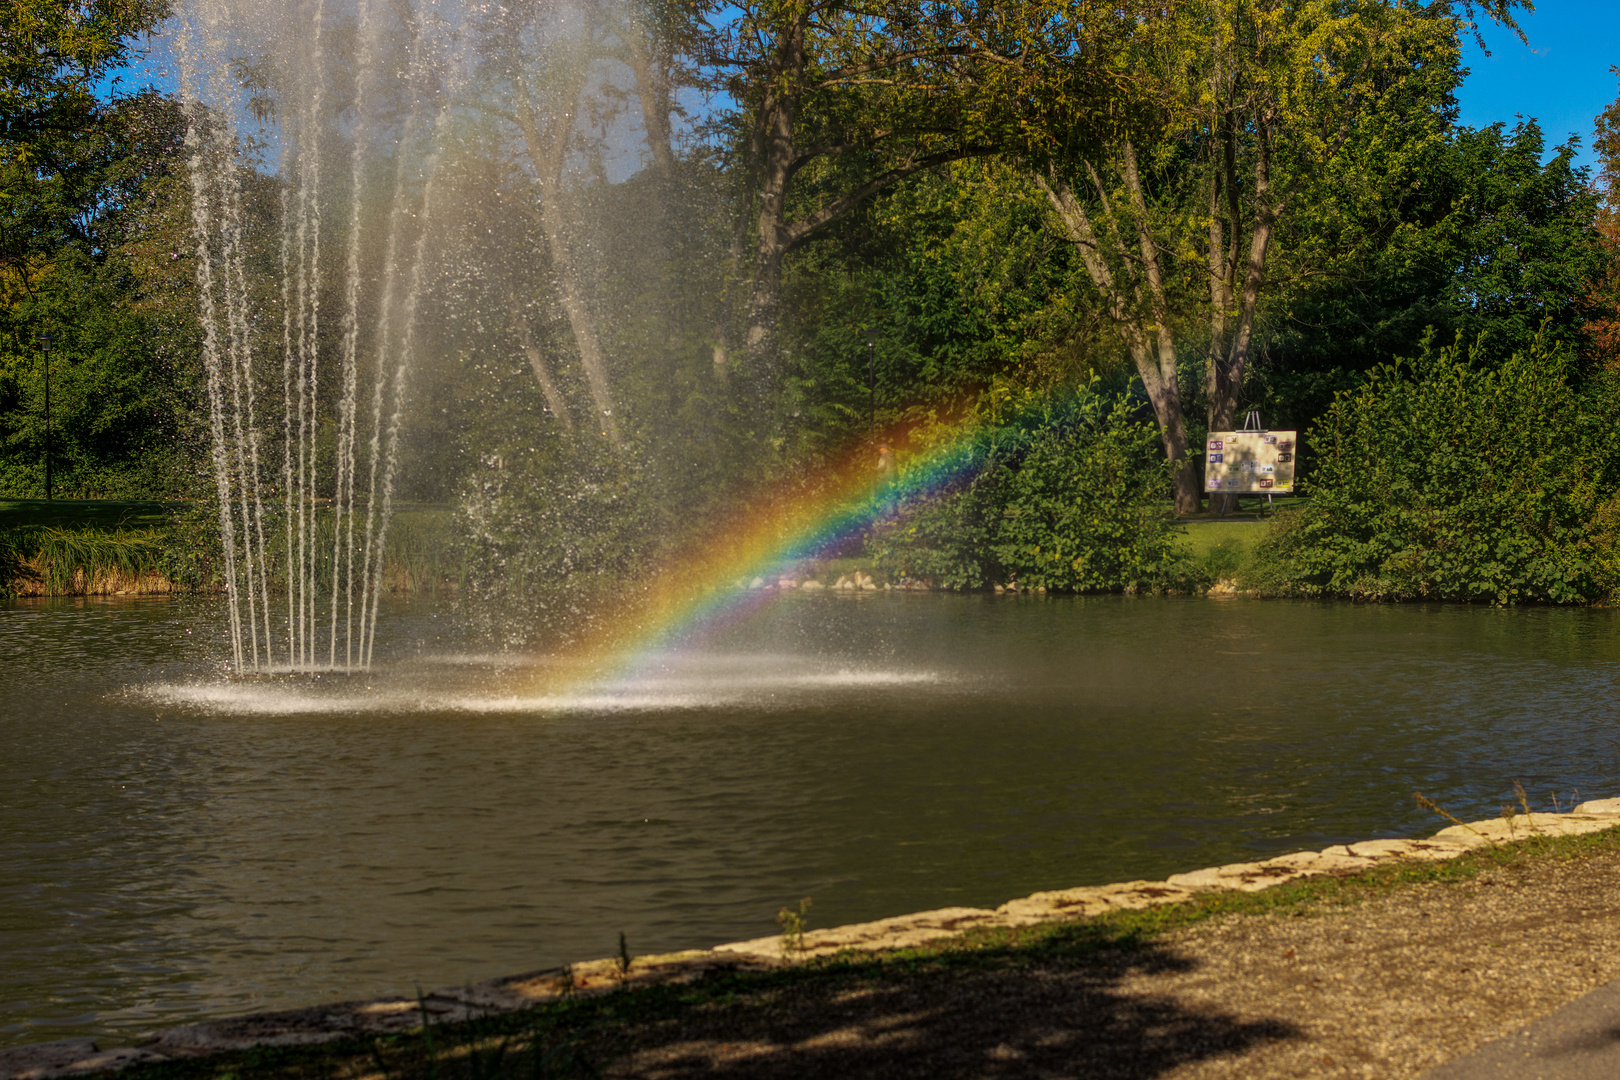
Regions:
[[1, 0, 169, 159]]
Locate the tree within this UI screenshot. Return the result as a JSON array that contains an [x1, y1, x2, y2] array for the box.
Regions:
[[1587, 67, 1620, 367], [1031, 0, 1526, 513], [0, 92, 202, 497], [702, 0, 1070, 386], [1, 0, 169, 159], [1260, 119, 1602, 430], [470, 0, 643, 446], [1252, 335, 1620, 604]]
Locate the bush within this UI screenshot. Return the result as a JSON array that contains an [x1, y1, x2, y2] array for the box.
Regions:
[[868, 386, 1184, 591], [455, 443, 670, 645], [1251, 336, 1620, 604]]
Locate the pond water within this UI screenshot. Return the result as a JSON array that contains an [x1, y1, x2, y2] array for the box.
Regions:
[[4, 593, 1619, 1048]]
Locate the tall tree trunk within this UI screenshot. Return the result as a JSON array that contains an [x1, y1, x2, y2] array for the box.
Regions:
[[1205, 114, 1239, 513], [1201, 107, 1280, 513], [1036, 161, 1200, 515], [511, 78, 624, 447], [1210, 114, 1275, 433], [740, 11, 806, 376], [623, 29, 675, 176], [507, 293, 572, 430]]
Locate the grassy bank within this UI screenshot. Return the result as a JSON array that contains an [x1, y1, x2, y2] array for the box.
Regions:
[[99, 822, 1620, 1080], [833, 501, 1287, 594], [0, 500, 180, 531], [0, 501, 468, 598]]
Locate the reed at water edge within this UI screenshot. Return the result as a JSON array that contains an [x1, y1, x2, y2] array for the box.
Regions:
[[0, 505, 470, 598], [1, 526, 171, 596]]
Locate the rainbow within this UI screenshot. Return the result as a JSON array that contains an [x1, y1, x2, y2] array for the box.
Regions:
[[534, 413, 997, 693], [520, 377, 1157, 697]]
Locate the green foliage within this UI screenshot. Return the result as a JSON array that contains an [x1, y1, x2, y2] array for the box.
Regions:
[[1251, 335, 1620, 604], [0, 262, 197, 497], [0, 0, 1596, 610], [1191, 537, 1250, 583], [0, 501, 467, 596], [0, 91, 201, 499], [869, 384, 1183, 591], [776, 897, 813, 956], [782, 162, 1119, 459], [455, 444, 669, 645], [1256, 121, 1605, 435], [0, 0, 170, 161], [150, 502, 222, 593], [0, 526, 27, 590]]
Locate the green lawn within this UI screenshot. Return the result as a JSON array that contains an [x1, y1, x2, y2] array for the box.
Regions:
[[0, 499, 184, 530], [0, 500, 455, 531], [1176, 519, 1269, 559], [1174, 494, 1305, 560]]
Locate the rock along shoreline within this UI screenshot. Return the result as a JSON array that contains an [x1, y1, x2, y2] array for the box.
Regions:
[[7, 799, 1620, 1080]]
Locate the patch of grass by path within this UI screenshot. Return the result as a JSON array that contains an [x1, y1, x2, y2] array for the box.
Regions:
[[109, 824, 1620, 1080], [1175, 521, 1268, 586]]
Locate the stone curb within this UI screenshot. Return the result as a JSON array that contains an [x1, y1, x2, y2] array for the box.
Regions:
[[7, 799, 1619, 1080]]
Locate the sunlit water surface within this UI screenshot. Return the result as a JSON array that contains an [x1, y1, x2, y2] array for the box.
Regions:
[[4, 593, 1619, 1047]]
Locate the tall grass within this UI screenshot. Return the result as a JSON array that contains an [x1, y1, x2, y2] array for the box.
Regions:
[[1, 525, 169, 596], [2, 505, 468, 597]]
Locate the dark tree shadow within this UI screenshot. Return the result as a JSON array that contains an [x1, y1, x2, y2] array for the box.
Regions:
[[600, 933, 1300, 1079]]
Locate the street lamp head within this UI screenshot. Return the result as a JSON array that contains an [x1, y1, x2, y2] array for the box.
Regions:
[[36, 333, 55, 347], [863, 328, 877, 349]]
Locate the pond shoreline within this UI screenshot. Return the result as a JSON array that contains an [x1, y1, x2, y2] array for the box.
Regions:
[[6, 800, 1618, 1079]]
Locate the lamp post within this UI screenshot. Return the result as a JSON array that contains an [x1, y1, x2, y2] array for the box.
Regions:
[[36, 333, 54, 501]]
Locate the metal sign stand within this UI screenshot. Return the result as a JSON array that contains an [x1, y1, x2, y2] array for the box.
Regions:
[[1239, 411, 1272, 512]]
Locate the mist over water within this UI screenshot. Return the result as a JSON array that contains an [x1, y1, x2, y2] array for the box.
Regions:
[[167, 0, 694, 669], [131, 650, 951, 715]]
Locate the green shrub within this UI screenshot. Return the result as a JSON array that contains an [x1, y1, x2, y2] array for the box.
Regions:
[[156, 502, 225, 592], [455, 444, 669, 644], [1251, 336, 1620, 604], [869, 387, 1183, 591], [867, 459, 1011, 590]]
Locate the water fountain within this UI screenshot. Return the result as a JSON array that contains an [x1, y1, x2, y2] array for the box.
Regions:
[[171, 0, 457, 673]]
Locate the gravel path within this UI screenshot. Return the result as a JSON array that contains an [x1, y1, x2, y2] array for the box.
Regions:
[[601, 848, 1620, 1079]]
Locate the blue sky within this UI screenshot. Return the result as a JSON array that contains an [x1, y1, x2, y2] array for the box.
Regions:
[[123, 3, 1620, 177], [1458, 1, 1620, 171]]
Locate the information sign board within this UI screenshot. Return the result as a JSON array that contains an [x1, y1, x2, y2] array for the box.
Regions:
[[1204, 430, 1297, 494]]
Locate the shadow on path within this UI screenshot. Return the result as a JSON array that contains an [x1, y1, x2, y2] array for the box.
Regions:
[[605, 936, 1300, 1078]]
